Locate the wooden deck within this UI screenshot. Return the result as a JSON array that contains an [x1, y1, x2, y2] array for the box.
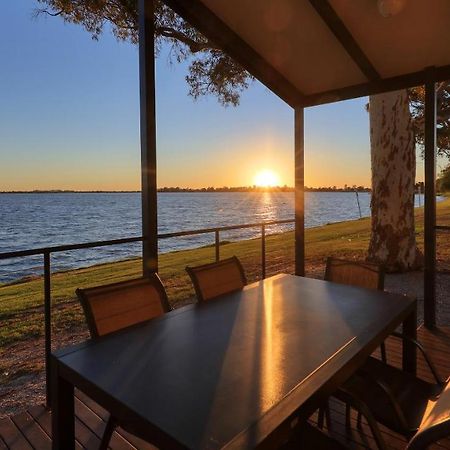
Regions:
[[1, 326, 450, 450]]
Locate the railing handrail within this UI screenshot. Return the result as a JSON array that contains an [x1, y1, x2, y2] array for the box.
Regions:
[[436, 225, 450, 231], [0, 218, 295, 260]]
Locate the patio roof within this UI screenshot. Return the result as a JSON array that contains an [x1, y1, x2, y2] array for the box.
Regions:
[[164, 0, 450, 107]]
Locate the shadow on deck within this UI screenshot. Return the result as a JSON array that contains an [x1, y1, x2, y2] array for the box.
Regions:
[[1, 327, 450, 449]]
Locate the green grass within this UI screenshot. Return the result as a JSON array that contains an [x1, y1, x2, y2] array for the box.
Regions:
[[1, 197, 450, 350]]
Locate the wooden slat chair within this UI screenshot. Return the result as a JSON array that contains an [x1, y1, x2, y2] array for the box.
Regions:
[[76, 274, 171, 450], [324, 258, 440, 374], [186, 256, 247, 303], [76, 275, 171, 338], [324, 257, 384, 290], [324, 257, 387, 362]]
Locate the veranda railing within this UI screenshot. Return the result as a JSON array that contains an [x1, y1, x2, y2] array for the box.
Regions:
[[0, 218, 295, 406]]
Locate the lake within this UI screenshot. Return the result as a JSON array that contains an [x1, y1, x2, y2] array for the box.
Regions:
[[0, 192, 426, 282]]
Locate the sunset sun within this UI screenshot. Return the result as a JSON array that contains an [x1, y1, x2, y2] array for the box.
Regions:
[[253, 169, 280, 187]]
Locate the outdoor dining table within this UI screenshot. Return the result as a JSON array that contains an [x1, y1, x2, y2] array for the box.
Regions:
[[51, 273, 417, 450]]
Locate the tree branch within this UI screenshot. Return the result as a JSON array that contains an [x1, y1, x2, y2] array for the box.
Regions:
[[155, 26, 219, 53], [34, 8, 63, 18]]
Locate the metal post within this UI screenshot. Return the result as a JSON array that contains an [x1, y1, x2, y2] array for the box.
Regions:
[[139, 0, 158, 277], [44, 251, 52, 407], [295, 107, 305, 276], [261, 224, 266, 279], [424, 72, 437, 328], [215, 230, 220, 262], [403, 307, 417, 375], [355, 190, 362, 219]]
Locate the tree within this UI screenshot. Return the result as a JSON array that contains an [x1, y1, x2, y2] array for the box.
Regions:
[[367, 85, 450, 272], [367, 90, 421, 271], [37, 1, 450, 272], [409, 83, 450, 159]]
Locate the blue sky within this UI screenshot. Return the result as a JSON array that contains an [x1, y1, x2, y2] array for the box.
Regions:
[[0, 1, 422, 190]]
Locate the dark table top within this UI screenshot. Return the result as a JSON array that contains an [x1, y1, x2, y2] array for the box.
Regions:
[[54, 274, 415, 450]]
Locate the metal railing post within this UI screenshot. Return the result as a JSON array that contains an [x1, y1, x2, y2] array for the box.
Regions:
[[43, 251, 52, 407], [215, 230, 220, 262], [261, 224, 266, 279]]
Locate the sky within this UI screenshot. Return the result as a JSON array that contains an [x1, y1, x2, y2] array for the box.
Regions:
[[0, 2, 426, 190]]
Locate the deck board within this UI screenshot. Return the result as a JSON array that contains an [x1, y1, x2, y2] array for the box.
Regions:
[[1, 326, 450, 449], [10, 412, 51, 450], [0, 417, 33, 450]]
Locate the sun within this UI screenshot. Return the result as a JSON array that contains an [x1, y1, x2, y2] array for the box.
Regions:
[[253, 169, 280, 187]]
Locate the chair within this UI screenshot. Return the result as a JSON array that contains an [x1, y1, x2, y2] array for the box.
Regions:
[[324, 258, 446, 448], [339, 353, 446, 448], [76, 275, 171, 338], [287, 388, 450, 450], [340, 371, 450, 450], [76, 274, 171, 450], [324, 257, 387, 361], [324, 257, 384, 290], [186, 256, 247, 303]]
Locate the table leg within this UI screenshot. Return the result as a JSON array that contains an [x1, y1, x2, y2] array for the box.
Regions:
[[402, 306, 417, 375], [51, 357, 75, 450]]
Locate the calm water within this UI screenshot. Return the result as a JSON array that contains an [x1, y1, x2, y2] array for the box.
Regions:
[[0, 192, 426, 282]]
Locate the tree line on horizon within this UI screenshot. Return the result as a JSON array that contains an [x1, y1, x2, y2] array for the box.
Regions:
[[2, 182, 438, 194], [158, 185, 372, 192]]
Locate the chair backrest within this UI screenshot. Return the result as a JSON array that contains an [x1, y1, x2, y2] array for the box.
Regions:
[[407, 382, 450, 450], [76, 274, 171, 338], [324, 257, 384, 291], [186, 256, 247, 303]]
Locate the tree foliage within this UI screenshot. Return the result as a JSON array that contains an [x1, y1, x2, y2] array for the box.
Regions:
[[35, 0, 253, 106], [409, 83, 450, 158], [437, 164, 450, 192]]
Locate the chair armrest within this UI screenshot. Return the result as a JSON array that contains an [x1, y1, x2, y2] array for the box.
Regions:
[[354, 368, 411, 432], [390, 331, 444, 385]]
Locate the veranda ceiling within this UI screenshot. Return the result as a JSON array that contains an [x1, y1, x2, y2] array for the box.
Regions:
[[164, 0, 450, 107]]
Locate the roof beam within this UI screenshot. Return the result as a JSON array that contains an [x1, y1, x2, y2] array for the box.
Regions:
[[162, 0, 304, 107], [308, 0, 380, 81], [300, 65, 450, 107]]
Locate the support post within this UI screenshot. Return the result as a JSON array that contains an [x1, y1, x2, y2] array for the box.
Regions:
[[424, 73, 437, 328], [215, 230, 220, 262], [139, 0, 158, 276], [44, 252, 52, 407], [295, 107, 305, 276], [261, 224, 266, 279]]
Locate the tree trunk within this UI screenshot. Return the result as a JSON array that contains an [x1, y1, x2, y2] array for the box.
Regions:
[[368, 89, 422, 272]]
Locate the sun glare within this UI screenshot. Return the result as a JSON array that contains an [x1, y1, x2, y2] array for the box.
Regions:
[[253, 169, 280, 187]]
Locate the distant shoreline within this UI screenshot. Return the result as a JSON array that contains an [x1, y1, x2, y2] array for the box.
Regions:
[[0, 187, 372, 194]]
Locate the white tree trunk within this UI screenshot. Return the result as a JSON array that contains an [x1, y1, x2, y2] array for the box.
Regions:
[[368, 89, 422, 272]]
